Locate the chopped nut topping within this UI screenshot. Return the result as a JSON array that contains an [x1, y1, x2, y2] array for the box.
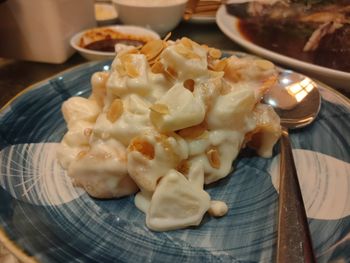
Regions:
[[183, 79, 195, 92], [208, 48, 222, 59], [125, 48, 140, 55], [163, 32, 172, 42], [164, 66, 178, 81], [259, 75, 277, 94], [150, 103, 169, 114], [174, 44, 189, 55], [140, 39, 165, 61], [129, 138, 155, 160], [148, 55, 161, 67], [107, 98, 123, 123], [117, 53, 139, 78], [125, 62, 139, 78], [212, 59, 227, 72], [174, 44, 201, 60], [83, 128, 92, 137], [151, 61, 165, 74], [76, 150, 88, 160], [119, 53, 133, 64], [177, 122, 207, 139], [176, 159, 190, 175], [180, 37, 193, 49], [201, 44, 209, 51], [255, 59, 274, 70], [206, 147, 221, 169]]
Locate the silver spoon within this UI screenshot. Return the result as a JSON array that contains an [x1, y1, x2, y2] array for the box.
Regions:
[[263, 69, 321, 263]]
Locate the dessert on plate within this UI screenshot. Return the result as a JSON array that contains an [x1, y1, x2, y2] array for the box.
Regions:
[[57, 36, 282, 231]]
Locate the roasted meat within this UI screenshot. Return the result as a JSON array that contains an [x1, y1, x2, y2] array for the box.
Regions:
[[225, 0, 350, 72], [226, 0, 350, 51]]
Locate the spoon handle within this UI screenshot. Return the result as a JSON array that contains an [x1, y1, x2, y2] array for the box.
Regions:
[[277, 128, 316, 263]]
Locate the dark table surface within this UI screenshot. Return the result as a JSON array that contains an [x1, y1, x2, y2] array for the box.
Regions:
[[0, 20, 349, 110]]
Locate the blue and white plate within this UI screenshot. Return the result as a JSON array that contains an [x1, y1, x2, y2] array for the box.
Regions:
[[1, 58, 350, 263]]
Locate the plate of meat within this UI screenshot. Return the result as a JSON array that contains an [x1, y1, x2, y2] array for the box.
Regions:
[[216, 0, 350, 90]]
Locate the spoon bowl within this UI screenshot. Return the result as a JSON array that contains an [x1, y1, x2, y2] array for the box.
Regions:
[[263, 69, 321, 263], [264, 69, 321, 129]]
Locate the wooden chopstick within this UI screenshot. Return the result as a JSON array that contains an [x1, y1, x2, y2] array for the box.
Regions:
[[184, 0, 200, 20], [184, 0, 222, 20], [197, 1, 221, 5], [191, 11, 217, 16], [195, 4, 220, 12]]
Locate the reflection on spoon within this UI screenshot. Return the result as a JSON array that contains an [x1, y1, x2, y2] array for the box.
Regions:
[[264, 70, 317, 111]]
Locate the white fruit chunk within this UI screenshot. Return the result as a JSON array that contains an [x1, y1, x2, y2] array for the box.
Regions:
[[146, 169, 210, 231], [150, 83, 205, 132], [68, 139, 138, 198], [61, 97, 100, 126], [206, 88, 256, 130], [127, 133, 188, 192]]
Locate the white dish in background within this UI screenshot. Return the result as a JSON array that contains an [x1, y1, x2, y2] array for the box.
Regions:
[[70, 25, 160, 61], [216, 5, 350, 90], [186, 0, 221, 24], [112, 0, 187, 36], [94, 2, 118, 26]]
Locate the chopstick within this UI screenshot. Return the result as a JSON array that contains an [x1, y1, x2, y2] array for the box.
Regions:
[[195, 3, 221, 12], [184, 0, 222, 20], [184, 0, 200, 20]]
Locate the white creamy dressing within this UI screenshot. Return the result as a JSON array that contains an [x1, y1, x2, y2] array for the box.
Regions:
[[208, 200, 229, 217], [150, 83, 206, 132], [93, 95, 153, 146], [57, 38, 281, 231], [127, 131, 188, 192]]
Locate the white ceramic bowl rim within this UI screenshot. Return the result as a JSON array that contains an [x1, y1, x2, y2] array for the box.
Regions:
[[112, 0, 188, 8], [70, 25, 160, 57]]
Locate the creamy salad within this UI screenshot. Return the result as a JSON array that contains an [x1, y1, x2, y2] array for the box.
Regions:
[[57, 37, 281, 231]]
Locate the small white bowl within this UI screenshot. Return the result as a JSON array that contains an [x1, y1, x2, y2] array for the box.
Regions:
[[112, 0, 188, 36], [70, 25, 160, 61]]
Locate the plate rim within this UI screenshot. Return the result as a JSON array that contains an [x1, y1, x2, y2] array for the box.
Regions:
[[0, 53, 349, 263], [216, 5, 350, 81]]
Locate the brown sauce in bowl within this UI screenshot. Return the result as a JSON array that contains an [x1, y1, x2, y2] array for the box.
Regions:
[[238, 20, 350, 73], [78, 27, 155, 53], [84, 39, 146, 52]]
